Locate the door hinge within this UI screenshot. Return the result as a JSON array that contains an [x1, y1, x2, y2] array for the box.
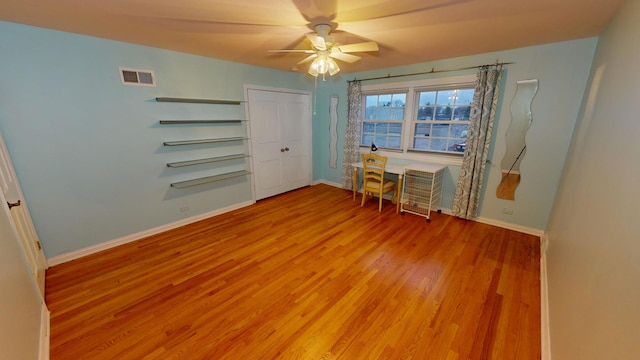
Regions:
[[36, 241, 42, 250]]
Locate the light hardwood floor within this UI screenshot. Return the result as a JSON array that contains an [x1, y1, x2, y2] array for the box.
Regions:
[[46, 184, 541, 359]]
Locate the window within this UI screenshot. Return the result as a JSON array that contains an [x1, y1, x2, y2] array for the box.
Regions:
[[359, 75, 475, 160], [412, 88, 474, 153], [361, 93, 406, 149]]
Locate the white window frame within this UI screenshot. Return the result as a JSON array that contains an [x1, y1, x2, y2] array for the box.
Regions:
[[360, 74, 476, 166], [360, 92, 408, 151]]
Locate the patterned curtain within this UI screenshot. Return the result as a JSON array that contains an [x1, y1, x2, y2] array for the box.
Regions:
[[452, 68, 504, 219], [342, 81, 362, 189]]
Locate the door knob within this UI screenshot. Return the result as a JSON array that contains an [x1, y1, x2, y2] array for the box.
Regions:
[[285, 147, 290, 151], [280, 148, 286, 152]]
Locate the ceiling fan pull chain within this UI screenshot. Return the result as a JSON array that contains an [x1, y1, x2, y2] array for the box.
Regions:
[[313, 75, 318, 115]]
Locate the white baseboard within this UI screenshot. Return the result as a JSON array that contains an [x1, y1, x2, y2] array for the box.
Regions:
[[312, 179, 344, 188], [318, 181, 545, 238], [540, 238, 551, 360], [39, 304, 50, 360], [474, 216, 544, 237], [47, 200, 255, 266]]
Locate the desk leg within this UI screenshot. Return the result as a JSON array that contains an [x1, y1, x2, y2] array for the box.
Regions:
[[352, 167, 358, 201], [396, 173, 403, 214]]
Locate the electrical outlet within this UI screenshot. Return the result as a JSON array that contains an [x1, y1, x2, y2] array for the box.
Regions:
[[502, 207, 513, 215], [179, 206, 190, 213]]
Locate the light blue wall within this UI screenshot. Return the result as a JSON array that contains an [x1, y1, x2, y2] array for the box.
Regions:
[[0, 20, 599, 258], [0, 21, 314, 258], [546, 0, 640, 358], [312, 38, 597, 231]]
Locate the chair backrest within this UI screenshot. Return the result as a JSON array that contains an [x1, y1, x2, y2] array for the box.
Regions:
[[361, 153, 387, 186]]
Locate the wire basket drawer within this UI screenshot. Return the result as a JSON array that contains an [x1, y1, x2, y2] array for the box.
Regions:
[[400, 164, 445, 222]]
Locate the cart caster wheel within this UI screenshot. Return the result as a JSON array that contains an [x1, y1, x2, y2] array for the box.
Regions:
[[426, 218, 431, 223], [437, 209, 442, 213]]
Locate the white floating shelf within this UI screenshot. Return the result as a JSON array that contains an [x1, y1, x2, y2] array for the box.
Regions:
[[167, 154, 249, 168], [170, 170, 251, 189], [163, 137, 247, 146]]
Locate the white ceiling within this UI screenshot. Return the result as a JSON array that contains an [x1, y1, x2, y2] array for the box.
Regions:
[[0, 0, 624, 74]]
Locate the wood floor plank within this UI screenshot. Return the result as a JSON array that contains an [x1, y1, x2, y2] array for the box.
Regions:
[[46, 184, 541, 359]]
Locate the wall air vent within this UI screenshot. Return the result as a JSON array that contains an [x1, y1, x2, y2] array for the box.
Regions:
[[119, 67, 156, 87]]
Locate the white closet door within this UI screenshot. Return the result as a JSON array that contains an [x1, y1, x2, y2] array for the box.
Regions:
[[0, 187, 46, 360], [0, 130, 48, 298], [248, 88, 312, 200]]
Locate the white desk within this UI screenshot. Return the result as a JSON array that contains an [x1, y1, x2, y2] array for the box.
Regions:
[[351, 161, 406, 213], [352, 161, 447, 214]]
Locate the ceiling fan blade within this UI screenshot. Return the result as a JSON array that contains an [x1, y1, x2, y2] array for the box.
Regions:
[[297, 54, 318, 65], [329, 52, 361, 63], [292, 0, 337, 25], [306, 34, 327, 50], [336, 41, 379, 53], [334, 0, 471, 23], [268, 49, 316, 53]]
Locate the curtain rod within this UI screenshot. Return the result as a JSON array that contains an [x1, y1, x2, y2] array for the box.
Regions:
[[348, 60, 514, 83]]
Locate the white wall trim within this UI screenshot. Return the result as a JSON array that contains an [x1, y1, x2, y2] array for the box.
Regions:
[[474, 216, 544, 237], [540, 233, 551, 360], [39, 304, 50, 360], [540, 232, 550, 255], [312, 179, 343, 188], [47, 200, 255, 266], [317, 181, 545, 237]]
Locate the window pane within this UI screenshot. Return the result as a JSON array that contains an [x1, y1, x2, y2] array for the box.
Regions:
[[362, 134, 374, 146], [362, 85, 473, 154], [440, 90, 459, 105], [435, 106, 453, 120], [375, 123, 388, 134], [378, 94, 391, 107], [448, 139, 467, 152], [428, 138, 447, 151], [450, 124, 468, 138], [365, 107, 376, 120], [417, 106, 434, 120], [392, 93, 406, 106], [415, 123, 430, 136], [414, 137, 429, 149], [391, 108, 405, 120], [374, 136, 387, 147], [389, 123, 402, 135], [457, 89, 474, 104], [377, 107, 391, 119], [409, 86, 474, 154], [431, 124, 450, 137], [453, 106, 471, 120], [419, 92, 436, 106], [388, 136, 401, 148], [365, 95, 378, 107]]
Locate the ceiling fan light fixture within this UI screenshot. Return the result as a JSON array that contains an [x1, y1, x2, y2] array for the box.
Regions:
[[327, 57, 340, 76], [308, 52, 340, 77]]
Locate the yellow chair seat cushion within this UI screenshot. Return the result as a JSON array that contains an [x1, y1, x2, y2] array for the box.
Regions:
[[363, 178, 396, 193]]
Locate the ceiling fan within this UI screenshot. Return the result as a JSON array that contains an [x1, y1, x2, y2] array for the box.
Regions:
[[268, 23, 379, 77]]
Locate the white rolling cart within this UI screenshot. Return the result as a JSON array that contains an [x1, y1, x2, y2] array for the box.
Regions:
[[400, 163, 446, 222]]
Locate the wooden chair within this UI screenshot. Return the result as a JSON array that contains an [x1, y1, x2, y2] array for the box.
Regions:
[[360, 153, 398, 212]]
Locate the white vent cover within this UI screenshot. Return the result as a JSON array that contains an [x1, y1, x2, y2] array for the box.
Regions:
[[119, 67, 156, 87]]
